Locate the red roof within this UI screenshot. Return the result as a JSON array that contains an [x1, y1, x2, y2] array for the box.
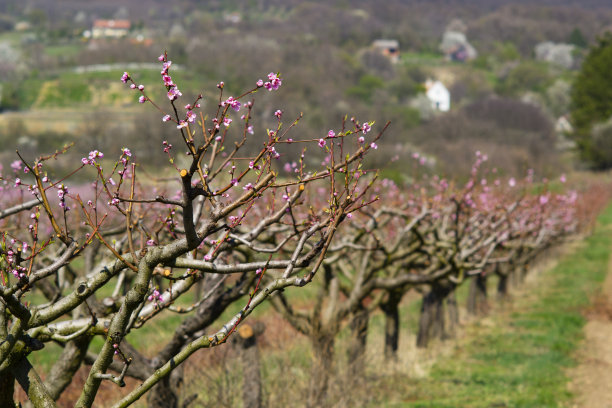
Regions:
[[93, 20, 131, 29]]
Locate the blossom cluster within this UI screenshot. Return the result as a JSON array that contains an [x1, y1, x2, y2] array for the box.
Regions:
[[82, 150, 104, 166], [257, 72, 282, 91]]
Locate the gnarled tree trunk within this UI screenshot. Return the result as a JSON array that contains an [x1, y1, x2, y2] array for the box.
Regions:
[[416, 281, 455, 348], [235, 322, 265, 408], [347, 304, 369, 378], [380, 290, 403, 359], [466, 273, 488, 316], [307, 332, 335, 408]]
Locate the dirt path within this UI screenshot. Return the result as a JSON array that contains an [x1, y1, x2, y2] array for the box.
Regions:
[[569, 249, 612, 408]]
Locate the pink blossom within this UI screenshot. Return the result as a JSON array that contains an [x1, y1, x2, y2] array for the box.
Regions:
[[167, 87, 182, 101], [327, 130, 336, 138], [224, 117, 232, 126], [130, 84, 136, 89], [83, 150, 104, 166], [318, 139, 326, 148], [177, 120, 188, 129], [138, 95, 147, 103], [162, 114, 171, 122], [268, 146, 280, 159], [274, 109, 282, 118], [121, 72, 130, 83], [358, 136, 365, 144], [247, 125, 254, 134], [161, 60, 172, 74], [508, 178, 516, 187], [138, 84, 144, 91], [370, 142, 378, 150], [146, 239, 155, 246], [217, 81, 224, 88], [162, 75, 174, 87], [158, 54, 165, 61], [204, 254, 212, 261], [223, 96, 241, 112], [362, 123, 372, 134], [264, 72, 282, 91], [186, 110, 197, 123], [256, 79, 264, 87]]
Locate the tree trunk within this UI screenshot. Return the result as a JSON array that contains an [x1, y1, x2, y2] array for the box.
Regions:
[[497, 269, 509, 302], [445, 291, 459, 338], [307, 333, 334, 408], [416, 281, 454, 348], [466, 273, 488, 316], [0, 371, 15, 407], [235, 323, 264, 408], [11, 357, 58, 408], [347, 304, 369, 378], [47, 336, 92, 400], [380, 290, 403, 359], [147, 375, 180, 408]]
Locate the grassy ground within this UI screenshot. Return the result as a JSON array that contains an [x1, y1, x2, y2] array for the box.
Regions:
[[377, 205, 612, 407]]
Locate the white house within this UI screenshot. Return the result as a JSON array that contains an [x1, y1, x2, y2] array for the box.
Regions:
[[425, 79, 450, 112]]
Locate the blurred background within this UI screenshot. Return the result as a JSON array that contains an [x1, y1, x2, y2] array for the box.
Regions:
[[1, 0, 612, 180]]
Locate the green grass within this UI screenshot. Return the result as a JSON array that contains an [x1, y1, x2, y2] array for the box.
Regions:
[[388, 204, 612, 407], [44, 43, 83, 57]]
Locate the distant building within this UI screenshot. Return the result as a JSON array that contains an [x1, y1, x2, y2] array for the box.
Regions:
[[372, 39, 400, 63], [224, 12, 242, 24], [425, 79, 451, 112], [439, 31, 477, 62], [90, 19, 131, 39], [14, 21, 32, 31]]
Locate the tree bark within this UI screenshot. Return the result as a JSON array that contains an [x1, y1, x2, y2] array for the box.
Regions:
[[0, 370, 15, 407], [497, 267, 509, 302], [416, 281, 454, 348], [235, 322, 264, 408], [347, 304, 369, 378], [11, 357, 58, 408], [445, 291, 459, 338], [46, 336, 92, 400], [380, 290, 403, 359], [466, 273, 488, 316], [307, 333, 335, 408]]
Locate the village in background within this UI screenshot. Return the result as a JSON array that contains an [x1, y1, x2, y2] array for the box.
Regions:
[[0, 0, 609, 178]]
